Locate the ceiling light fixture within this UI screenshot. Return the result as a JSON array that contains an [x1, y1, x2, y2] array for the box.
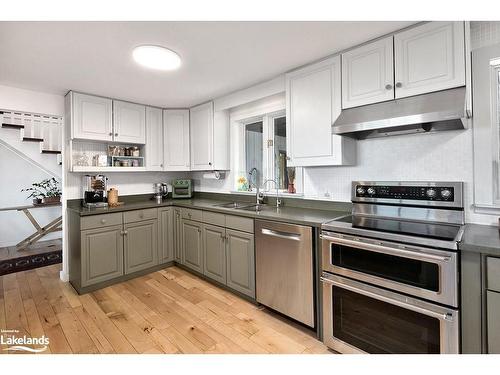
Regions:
[[132, 45, 181, 71]]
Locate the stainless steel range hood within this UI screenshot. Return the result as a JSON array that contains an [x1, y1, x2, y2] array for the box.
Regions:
[[332, 87, 469, 139]]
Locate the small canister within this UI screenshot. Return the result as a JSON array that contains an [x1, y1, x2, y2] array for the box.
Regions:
[[131, 147, 140, 157], [108, 188, 118, 206]]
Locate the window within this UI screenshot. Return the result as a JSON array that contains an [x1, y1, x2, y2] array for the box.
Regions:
[[234, 110, 301, 194]]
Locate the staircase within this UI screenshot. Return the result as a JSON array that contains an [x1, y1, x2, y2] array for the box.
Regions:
[[0, 110, 62, 173]]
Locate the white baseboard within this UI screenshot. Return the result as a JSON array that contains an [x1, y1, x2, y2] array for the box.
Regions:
[[59, 270, 69, 282]]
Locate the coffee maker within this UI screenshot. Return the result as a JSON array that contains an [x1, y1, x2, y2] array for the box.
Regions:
[[153, 183, 169, 203], [83, 174, 108, 208]]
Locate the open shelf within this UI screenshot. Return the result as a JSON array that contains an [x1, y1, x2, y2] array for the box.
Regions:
[[71, 166, 147, 172]]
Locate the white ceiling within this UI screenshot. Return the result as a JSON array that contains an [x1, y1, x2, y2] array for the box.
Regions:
[[0, 21, 415, 108]]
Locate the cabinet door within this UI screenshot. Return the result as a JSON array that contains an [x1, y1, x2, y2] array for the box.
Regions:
[[81, 225, 123, 287], [124, 219, 158, 274], [145, 107, 164, 171], [226, 229, 255, 298], [173, 208, 183, 263], [190, 102, 214, 171], [72, 92, 113, 141], [182, 219, 203, 273], [487, 290, 500, 354], [286, 55, 355, 167], [394, 21, 465, 99], [159, 207, 174, 264], [163, 109, 190, 171], [113, 100, 146, 144], [341, 36, 394, 108], [202, 224, 226, 284]]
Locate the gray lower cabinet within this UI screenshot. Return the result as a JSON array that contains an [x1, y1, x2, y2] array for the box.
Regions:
[[182, 219, 203, 273], [159, 207, 174, 263], [124, 219, 158, 274], [173, 208, 183, 263], [202, 223, 226, 284], [226, 229, 255, 298], [81, 225, 124, 287], [487, 290, 500, 353]]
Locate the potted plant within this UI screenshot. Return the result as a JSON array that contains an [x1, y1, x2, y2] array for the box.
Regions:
[[22, 178, 61, 205]]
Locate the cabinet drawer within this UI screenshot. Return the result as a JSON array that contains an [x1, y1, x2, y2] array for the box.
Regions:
[[81, 213, 123, 230], [123, 208, 158, 224], [226, 215, 254, 234], [202, 211, 226, 227], [487, 257, 500, 292], [182, 208, 203, 222]]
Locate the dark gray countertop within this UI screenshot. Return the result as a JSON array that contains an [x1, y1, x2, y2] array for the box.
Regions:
[[459, 223, 500, 257], [68, 196, 349, 228]]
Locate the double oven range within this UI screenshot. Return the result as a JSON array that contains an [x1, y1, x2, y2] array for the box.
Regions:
[[320, 181, 464, 354]]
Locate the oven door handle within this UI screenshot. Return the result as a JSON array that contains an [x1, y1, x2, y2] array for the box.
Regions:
[[320, 275, 454, 322], [320, 234, 452, 263]]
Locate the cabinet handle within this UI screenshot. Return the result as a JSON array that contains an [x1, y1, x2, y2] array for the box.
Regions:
[[395, 82, 402, 88], [385, 84, 393, 90]]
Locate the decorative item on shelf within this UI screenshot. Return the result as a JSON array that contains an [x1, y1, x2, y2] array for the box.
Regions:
[[22, 177, 61, 205], [93, 154, 109, 167], [287, 167, 296, 194], [74, 153, 90, 166], [130, 146, 140, 157], [131, 159, 140, 167], [237, 175, 249, 191], [108, 145, 120, 157]]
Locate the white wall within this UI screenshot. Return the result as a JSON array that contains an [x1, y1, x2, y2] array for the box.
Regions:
[[0, 84, 64, 116]]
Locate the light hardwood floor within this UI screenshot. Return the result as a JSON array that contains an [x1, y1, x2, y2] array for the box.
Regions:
[[0, 264, 331, 354]]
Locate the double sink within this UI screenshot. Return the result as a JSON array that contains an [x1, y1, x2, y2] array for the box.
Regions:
[[213, 201, 274, 213]]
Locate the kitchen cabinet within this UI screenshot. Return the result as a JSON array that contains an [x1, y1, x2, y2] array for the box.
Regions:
[[487, 290, 500, 353], [190, 102, 214, 171], [202, 223, 227, 284], [113, 100, 146, 144], [341, 36, 394, 108], [71, 92, 113, 141], [226, 229, 255, 298], [394, 21, 465, 99], [286, 55, 356, 167], [173, 207, 183, 263], [163, 109, 190, 171], [159, 207, 174, 264], [145, 106, 164, 171], [81, 225, 124, 287], [124, 219, 158, 274], [182, 219, 203, 273]]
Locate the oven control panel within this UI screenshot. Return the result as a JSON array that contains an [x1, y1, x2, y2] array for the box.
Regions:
[[355, 184, 455, 201]]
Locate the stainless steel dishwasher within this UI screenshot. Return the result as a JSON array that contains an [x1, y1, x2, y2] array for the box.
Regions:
[[255, 219, 314, 327]]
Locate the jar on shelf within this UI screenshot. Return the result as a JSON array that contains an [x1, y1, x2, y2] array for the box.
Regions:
[[131, 147, 140, 157]]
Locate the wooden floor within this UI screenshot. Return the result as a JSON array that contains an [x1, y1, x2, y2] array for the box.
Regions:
[[0, 264, 331, 354]]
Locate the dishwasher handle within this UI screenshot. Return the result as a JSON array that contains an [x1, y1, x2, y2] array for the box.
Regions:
[[261, 228, 302, 241]]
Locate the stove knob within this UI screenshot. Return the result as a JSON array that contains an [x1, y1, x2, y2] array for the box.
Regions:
[[426, 188, 437, 198], [356, 187, 366, 195], [441, 189, 452, 199], [367, 187, 376, 195]]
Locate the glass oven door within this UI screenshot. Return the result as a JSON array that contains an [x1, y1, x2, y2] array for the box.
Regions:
[[321, 272, 459, 354], [321, 231, 458, 306]]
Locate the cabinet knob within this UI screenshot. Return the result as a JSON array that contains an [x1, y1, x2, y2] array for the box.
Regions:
[[286, 156, 291, 161], [209, 162, 212, 166], [108, 132, 113, 136], [160, 163, 163, 168], [101, 219, 106, 224], [395, 82, 403, 88], [123, 230, 128, 235], [385, 84, 393, 90], [114, 133, 118, 136], [139, 213, 144, 219]]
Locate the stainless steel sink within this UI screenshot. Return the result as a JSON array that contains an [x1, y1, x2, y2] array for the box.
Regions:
[[238, 204, 268, 212], [213, 202, 253, 209]]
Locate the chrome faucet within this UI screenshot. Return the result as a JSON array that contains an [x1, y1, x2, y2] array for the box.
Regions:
[[248, 168, 264, 205], [262, 178, 282, 208]]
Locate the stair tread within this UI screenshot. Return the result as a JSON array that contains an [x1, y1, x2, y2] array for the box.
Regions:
[[2, 123, 24, 129], [23, 137, 44, 142], [41, 150, 61, 154]]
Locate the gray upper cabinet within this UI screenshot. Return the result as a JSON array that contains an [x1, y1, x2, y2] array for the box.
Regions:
[[182, 219, 203, 273], [173, 208, 183, 263], [487, 290, 500, 353], [145, 106, 164, 171], [226, 229, 255, 298], [159, 207, 174, 264], [113, 100, 146, 144], [341, 36, 395, 108], [71, 92, 113, 141], [81, 225, 124, 287], [202, 223, 226, 284], [124, 219, 158, 274]]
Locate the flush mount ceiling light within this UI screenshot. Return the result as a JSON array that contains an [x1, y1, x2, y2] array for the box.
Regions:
[[132, 45, 181, 71]]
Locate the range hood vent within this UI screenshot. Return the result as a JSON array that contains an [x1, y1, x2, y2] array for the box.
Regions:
[[332, 87, 470, 139]]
